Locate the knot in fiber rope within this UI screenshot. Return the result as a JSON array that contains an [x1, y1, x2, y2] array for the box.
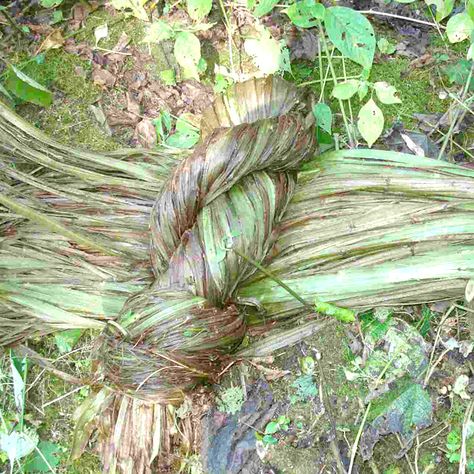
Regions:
[[98, 77, 317, 403]]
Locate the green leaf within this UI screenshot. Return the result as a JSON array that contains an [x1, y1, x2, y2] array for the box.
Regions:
[[468, 0, 474, 21], [443, 59, 474, 91], [253, 0, 279, 17], [110, 0, 149, 20], [51, 10, 64, 24], [24, 441, 61, 473], [54, 329, 83, 354], [244, 27, 283, 75], [373, 82, 401, 104], [331, 79, 360, 100], [312, 103, 332, 134], [262, 434, 278, 445], [0, 429, 39, 466], [174, 32, 201, 80], [143, 20, 175, 43], [425, 0, 454, 22], [40, 0, 63, 6], [361, 380, 433, 460], [265, 421, 280, 434], [357, 98, 383, 148], [5, 65, 53, 107], [446, 13, 474, 43], [358, 81, 369, 100], [166, 114, 200, 149], [284, 0, 325, 28], [160, 69, 176, 86], [186, 0, 212, 21], [324, 7, 375, 71], [10, 352, 27, 413], [393, 0, 416, 3], [377, 37, 396, 55]]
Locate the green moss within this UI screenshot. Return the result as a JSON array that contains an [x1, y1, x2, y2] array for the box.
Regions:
[[10, 48, 120, 151], [21, 50, 99, 103], [75, 10, 145, 49]]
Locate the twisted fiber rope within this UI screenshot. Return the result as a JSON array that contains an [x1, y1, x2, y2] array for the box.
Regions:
[[98, 77, 317, 403]]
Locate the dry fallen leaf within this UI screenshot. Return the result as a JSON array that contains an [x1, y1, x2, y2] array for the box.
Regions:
[[135, 119, 157, 148], [126, 92, 141, 116], [92, 65, 116, 88], [35, 30, 64, 55]]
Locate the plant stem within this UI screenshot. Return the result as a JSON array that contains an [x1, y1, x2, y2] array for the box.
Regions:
[[437, 64, 473, 160], [348, 401, 372, 474], [317, 21, 355, 147], [232, 248, 312, 310]]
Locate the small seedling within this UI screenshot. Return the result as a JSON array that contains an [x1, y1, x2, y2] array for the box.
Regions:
[[256, 415, 291, 445]]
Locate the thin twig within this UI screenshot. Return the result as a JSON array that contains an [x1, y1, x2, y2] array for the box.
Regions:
[[357, 10, 445, 29], [15, 346, 84, 386]]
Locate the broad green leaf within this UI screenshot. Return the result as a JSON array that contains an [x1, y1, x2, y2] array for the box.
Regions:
[[264, 421, 280, 434], [174, 32, 201, 80], [357, 98, 383, 148], [186, 0, 212, 21], [443, 59, 474, 91], [446, 13, 474, 43], [425, 0, 454, 22], [0, 429, 39, 466], [360, 380, 432, 460], [284, 0, 325, 28], [5, 65, 53, 107], [377, 37, 396, 55], [244, 28, 282, 75], [468, 43, 474, 60], [331, 79, 360, 100], [40, 0, 63, 6], [143, 20, 174, 43], [312, 103, 332, 134], [24, 441, 61, 473], [54, 329, 83, 354], [374, 81, 401, 104], [110, 0, 149, 21], [253, 0, 279, 17], [324, 7, 375, 71], [165, 114, 200, 149]]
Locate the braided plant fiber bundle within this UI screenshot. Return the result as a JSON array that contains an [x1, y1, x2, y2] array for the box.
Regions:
[[1, 76, 474, 472]]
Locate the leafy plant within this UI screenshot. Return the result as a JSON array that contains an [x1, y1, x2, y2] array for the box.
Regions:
[[143, 21, 212, 81], [153, 111, 200, 149], [256, 415, 291, 445]]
